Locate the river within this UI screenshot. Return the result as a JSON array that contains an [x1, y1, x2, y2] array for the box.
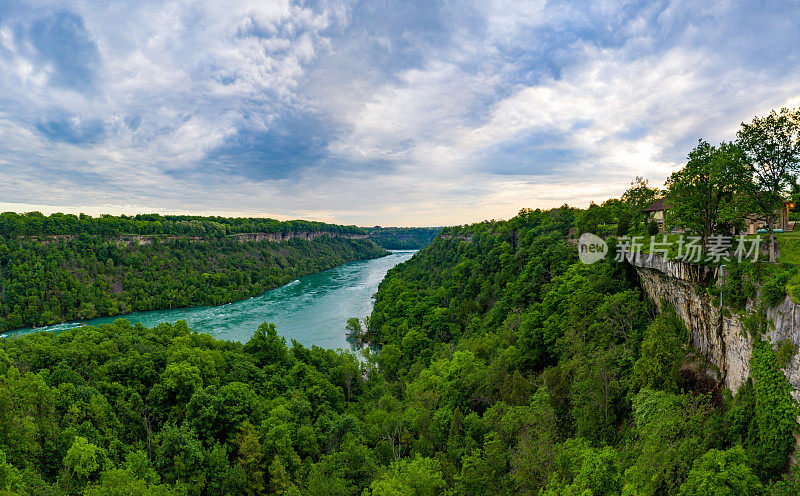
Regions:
[[2, 250, 416, 349]]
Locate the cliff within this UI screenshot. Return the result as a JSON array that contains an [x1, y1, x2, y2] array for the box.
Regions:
[[229, 231, 368, 243], [630, 252, 800, 407]]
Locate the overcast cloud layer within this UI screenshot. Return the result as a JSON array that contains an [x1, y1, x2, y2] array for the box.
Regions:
[[0, 1, 799, 225]]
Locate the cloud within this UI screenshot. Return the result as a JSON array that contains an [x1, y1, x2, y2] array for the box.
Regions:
[[27, 11, 100, 91], [36, 114, 106, 144], [0, 0, 799, 226]]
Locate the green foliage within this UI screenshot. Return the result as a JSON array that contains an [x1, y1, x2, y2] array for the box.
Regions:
[[747, 339, 799, 481], [368, 456, 447, 496], [761, 268, 791, 306], [678, 446, 764, 496], [0, 211, 366, 238], [621, 176, 660, 228], [0, 450, 24, 493], [665, 139, 751, 240], [0, 232, 387, 331], [64, 436, 104, 479], [633, 310, 685, 392], [775, 339, 797, 368], [3, 195, 800, 494], [542, 438, 622, 496], [363, 227, 441, 249], [736, 107, 800, 261], [623, 389, 712, 496]]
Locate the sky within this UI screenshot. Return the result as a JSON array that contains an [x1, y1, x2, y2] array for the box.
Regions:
[[0, 1, 799, 226]]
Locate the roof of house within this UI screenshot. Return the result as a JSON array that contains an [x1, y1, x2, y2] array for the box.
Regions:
[[643, 198, 669, 212]]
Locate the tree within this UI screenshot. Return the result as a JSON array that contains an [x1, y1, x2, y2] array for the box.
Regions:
[[621, 176, 659, 229], [235, 421, 266, 496], [0, 450, 24, 493], [737, 107, 800, 262], [64, 436, 104, 480], [665, 140, 751, 250], [541, 439, 622, 496], [678, 446, 764, 496], [508, 390, 559, 493], [368, 457, 447, 496], [268, 456, 293, 495], [345, 317, 363, 341], [244, 323, 289, 368], [633, 311, 685, 392], [83, 469, 176, 496]]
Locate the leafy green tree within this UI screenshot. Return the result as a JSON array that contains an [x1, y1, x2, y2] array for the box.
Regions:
[[633, 310, 685, 392], [368, 456, 447, 496], [542, 438, 621, 496], [665, 139, 751, 248], [623, 389, 710, 496], [268, 456, 293, 495], [245, 323, 290, 368], [678, 446, 764, 496], [63, 436, 103, 480], [621, 176, 660, 229], [507, 390, 559, 493], [83, 469, 176, 496], [0, 450, 24, 494], [570, 348, 625, 443], [737, 107, 800, 261], [235, 421, 266, 496]]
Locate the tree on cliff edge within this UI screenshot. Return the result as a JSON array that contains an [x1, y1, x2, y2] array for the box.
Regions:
[[665, 139, 751, 253], [737, 107, 800, 262]]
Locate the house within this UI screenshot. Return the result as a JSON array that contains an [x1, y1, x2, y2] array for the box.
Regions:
[[643, 199, 669, 231], [642, 198, 793, 233], [742, 202, 793, 234]]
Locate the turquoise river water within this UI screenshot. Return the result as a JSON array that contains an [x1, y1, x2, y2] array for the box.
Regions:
[[2, 250, 416, 349]]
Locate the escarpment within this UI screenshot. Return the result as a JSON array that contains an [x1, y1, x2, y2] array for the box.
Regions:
[[629, 252, 800, 407]]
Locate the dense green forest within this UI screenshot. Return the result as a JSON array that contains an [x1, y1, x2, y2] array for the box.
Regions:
[[0, 212, 365, 238], [0, 222, 387, 331], [364, 227, 440, 249], [2, 206, 798, 495]]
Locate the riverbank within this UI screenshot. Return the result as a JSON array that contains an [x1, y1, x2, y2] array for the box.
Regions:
[[3, 250, 416, 349], [0, 236, 388, 331]]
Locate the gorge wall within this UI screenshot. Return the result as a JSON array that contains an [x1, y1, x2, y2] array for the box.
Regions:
[[115, 231, 369, 246], [630, 253, 800, 407]]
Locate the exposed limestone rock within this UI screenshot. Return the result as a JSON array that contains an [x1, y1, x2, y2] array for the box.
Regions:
[[229, 231, 368, 243], [629, 252, 800, 405]]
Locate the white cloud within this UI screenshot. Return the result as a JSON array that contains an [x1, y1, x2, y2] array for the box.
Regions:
[[1, 0, 800, 226]]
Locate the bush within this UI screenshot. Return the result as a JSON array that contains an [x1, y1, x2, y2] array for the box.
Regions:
[[761, 270, 791, 306], [647, 220, 660, 235], [775, 339, 797, 368]]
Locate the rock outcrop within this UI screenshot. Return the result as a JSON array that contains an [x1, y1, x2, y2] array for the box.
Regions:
[[629, 252, 800, 406], [229, 232, 368, 243]]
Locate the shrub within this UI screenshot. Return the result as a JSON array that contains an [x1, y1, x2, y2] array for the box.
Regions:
[[775, 339, 797, 368]]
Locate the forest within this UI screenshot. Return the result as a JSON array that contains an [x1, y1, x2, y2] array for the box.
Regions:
[[0, 233, 387, 331], [363, 227, 440, 250], [2, 108, 800, 494], [0, 212, 365, 239], [2, 204, 798, 495]]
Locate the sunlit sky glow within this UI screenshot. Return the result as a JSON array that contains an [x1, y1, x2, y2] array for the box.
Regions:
[[1, 1, 799, 226]]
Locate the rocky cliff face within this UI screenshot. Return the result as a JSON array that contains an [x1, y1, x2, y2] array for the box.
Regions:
[[630, 253, 800, 406], [114, 231, 369, 246], [229, 231, 368, 243]]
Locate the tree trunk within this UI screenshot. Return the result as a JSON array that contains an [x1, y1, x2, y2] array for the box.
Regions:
[[768, 214, 776, 263]]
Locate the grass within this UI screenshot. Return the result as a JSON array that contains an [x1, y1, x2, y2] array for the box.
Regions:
[[775, 231, 800, 264]]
